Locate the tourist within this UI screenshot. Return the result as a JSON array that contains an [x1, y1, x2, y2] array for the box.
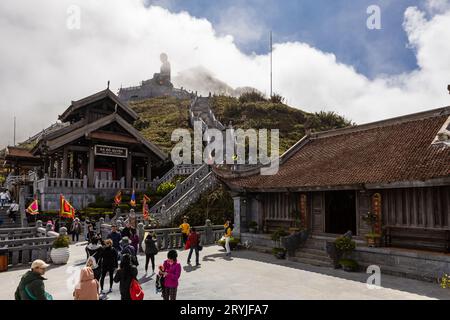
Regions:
[[179, 218, 190, 245], [120, 237, 138, 266], [144, 232, 158, 275], [70, 218, 82, 242], [0, 191, 6, 207], [107, 224, 122, 252], [130, 227, 139, 253], [113, 254, 138, 301], [15, 259, 52, 300], [46, 220, 54, 231], [187, 227, 201, 266], [121, 222, 132, 238], [73, 258, 100, 300], [160, 250, 181, 300], [86, 237, 102, 280], [8, 200, 19, 223], [5, 190, 11, 204], [99, 239, 118, 294], [86, 223, 96, 243], [224, 220, 233, 257]]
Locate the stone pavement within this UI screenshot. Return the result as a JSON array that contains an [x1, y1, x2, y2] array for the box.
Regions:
[[0, 243, 448, 300]]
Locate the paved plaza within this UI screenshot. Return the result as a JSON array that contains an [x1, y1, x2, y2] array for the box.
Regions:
[[0, 243, 448, 300]]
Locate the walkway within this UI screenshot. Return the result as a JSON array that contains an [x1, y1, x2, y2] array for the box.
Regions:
[[0, 244, 448, 300]]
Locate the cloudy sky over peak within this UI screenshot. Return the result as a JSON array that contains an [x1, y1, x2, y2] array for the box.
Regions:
[[0, 0, 449, 147]]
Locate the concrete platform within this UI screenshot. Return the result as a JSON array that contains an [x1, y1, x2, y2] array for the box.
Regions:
[[0, 243, 448, 300]]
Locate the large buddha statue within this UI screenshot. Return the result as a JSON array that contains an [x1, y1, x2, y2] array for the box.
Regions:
[[153, 53, 172, 87]]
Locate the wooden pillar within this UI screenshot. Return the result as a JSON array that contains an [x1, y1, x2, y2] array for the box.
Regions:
[[62, 147, 69, 178], [48, 157, 54, 178], [146, 157, 152, 181], [88, 145, 95, 187], [126, 152, 132, 188]]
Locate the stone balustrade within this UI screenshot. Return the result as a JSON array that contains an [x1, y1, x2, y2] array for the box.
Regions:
[[100, 220, 225, 251], [95, 177, 125, 189], [0, 220, 60, 268], [150, 164, 210, 216]]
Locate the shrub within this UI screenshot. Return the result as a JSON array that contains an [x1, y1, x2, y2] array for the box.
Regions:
[[338, 258, 359, 271], [53, 235, 70, 249], [239, 91, 266, 103], [270, 93, 285, 104], [335, 236, 356, 252], [157, 181, 176, 196], [271, 228, 289, 242]]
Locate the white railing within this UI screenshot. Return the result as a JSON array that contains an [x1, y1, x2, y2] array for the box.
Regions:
[[150, 164, 210, 215], [35, 175, 87, 192], [95, 177, 125, 189]]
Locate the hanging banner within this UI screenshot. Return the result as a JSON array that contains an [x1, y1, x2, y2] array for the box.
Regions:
[[372, 193, 382, 234]]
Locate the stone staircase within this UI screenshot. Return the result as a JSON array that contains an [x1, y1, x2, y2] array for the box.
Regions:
[[0, 205, 21, 228], [289, 236, 334, 268], [149, 95, 226, 226]]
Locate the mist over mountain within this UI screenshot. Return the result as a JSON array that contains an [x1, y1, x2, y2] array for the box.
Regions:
[[173, 66, 261, 97]]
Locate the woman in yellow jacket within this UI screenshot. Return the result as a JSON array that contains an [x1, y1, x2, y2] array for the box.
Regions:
[[224, 220, 233, 256]]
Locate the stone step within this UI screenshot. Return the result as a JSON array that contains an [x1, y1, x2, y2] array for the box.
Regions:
[[288, 256, 334, 268], [294, 251, 332, 263], [298, 247, 329, 257], [250, 245, 273, 255]]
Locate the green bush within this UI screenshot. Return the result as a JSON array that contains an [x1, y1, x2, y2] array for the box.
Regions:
[[338, 259, 359, 271], [335, 236, 356, 252], [271, 228, 289, 242], [239, 91, 266, 103], [157, 181, 176, 196], [53, 235, 70, 249]]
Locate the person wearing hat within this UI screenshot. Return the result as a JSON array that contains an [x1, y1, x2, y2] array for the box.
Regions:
[[120, 237, 138, 266], [15, 259, 52, 300]]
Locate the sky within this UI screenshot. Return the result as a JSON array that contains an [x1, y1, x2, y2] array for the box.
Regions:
[[0, 0, 450, 147]]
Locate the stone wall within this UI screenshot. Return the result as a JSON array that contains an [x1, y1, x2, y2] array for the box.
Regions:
[[39, 189, 116, 211], [353, 246, 450, 282]]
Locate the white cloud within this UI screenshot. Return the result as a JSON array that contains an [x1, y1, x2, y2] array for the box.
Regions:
[[0, 0, 449, 147]]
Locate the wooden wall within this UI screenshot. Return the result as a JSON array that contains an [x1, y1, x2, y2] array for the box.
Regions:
[[381, 186, 450, 229]]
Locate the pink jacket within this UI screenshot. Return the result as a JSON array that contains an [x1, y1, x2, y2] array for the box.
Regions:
[[73, 267, 99, 300], [162, 260, 181, 288]]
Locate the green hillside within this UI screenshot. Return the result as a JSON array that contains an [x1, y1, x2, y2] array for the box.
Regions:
[[130, 94, 353, 155]]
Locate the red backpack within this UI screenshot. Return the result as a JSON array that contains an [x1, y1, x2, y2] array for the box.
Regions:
[[130, 278, 144, 300]]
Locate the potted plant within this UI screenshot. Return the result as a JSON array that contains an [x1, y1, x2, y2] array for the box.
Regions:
[[271, 228, 289, 259], [50, 234, 70, 264], [362, 211, 382, 247], [247, 221, 258, 233], [334, 236, 358, 272]]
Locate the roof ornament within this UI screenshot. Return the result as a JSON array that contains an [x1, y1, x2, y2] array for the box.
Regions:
[[107, 80, 110, 90]]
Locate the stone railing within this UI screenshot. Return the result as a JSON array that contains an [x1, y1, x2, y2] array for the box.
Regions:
[[95, 177, 125, 189], [156, 172, 217, 226], [35, 175, 87, 192], [150, 164, 210, 216], [0, 221, 60, 268], [100, 220, 225, 251]]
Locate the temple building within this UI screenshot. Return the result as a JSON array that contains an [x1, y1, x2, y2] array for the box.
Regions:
[[215, 106, 450, 280], [3, 88, 168, 210]]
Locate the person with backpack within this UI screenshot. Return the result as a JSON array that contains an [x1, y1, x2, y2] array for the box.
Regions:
[[8, 200, 19, 223], [121, 237, 139, 266], [73, 258, 100, 300], [144, 232, 158, 275], [99, 239, 118, 294], [70, 218, 82, 242], [15, 259, 53, 300], [113, 254, 139, 300], [160, 250, 181, 300], [187, 227, 201, 266]]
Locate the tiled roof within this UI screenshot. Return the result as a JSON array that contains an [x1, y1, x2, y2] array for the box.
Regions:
[[6, 147, 39, 159], [219, 107, 450, 190]]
